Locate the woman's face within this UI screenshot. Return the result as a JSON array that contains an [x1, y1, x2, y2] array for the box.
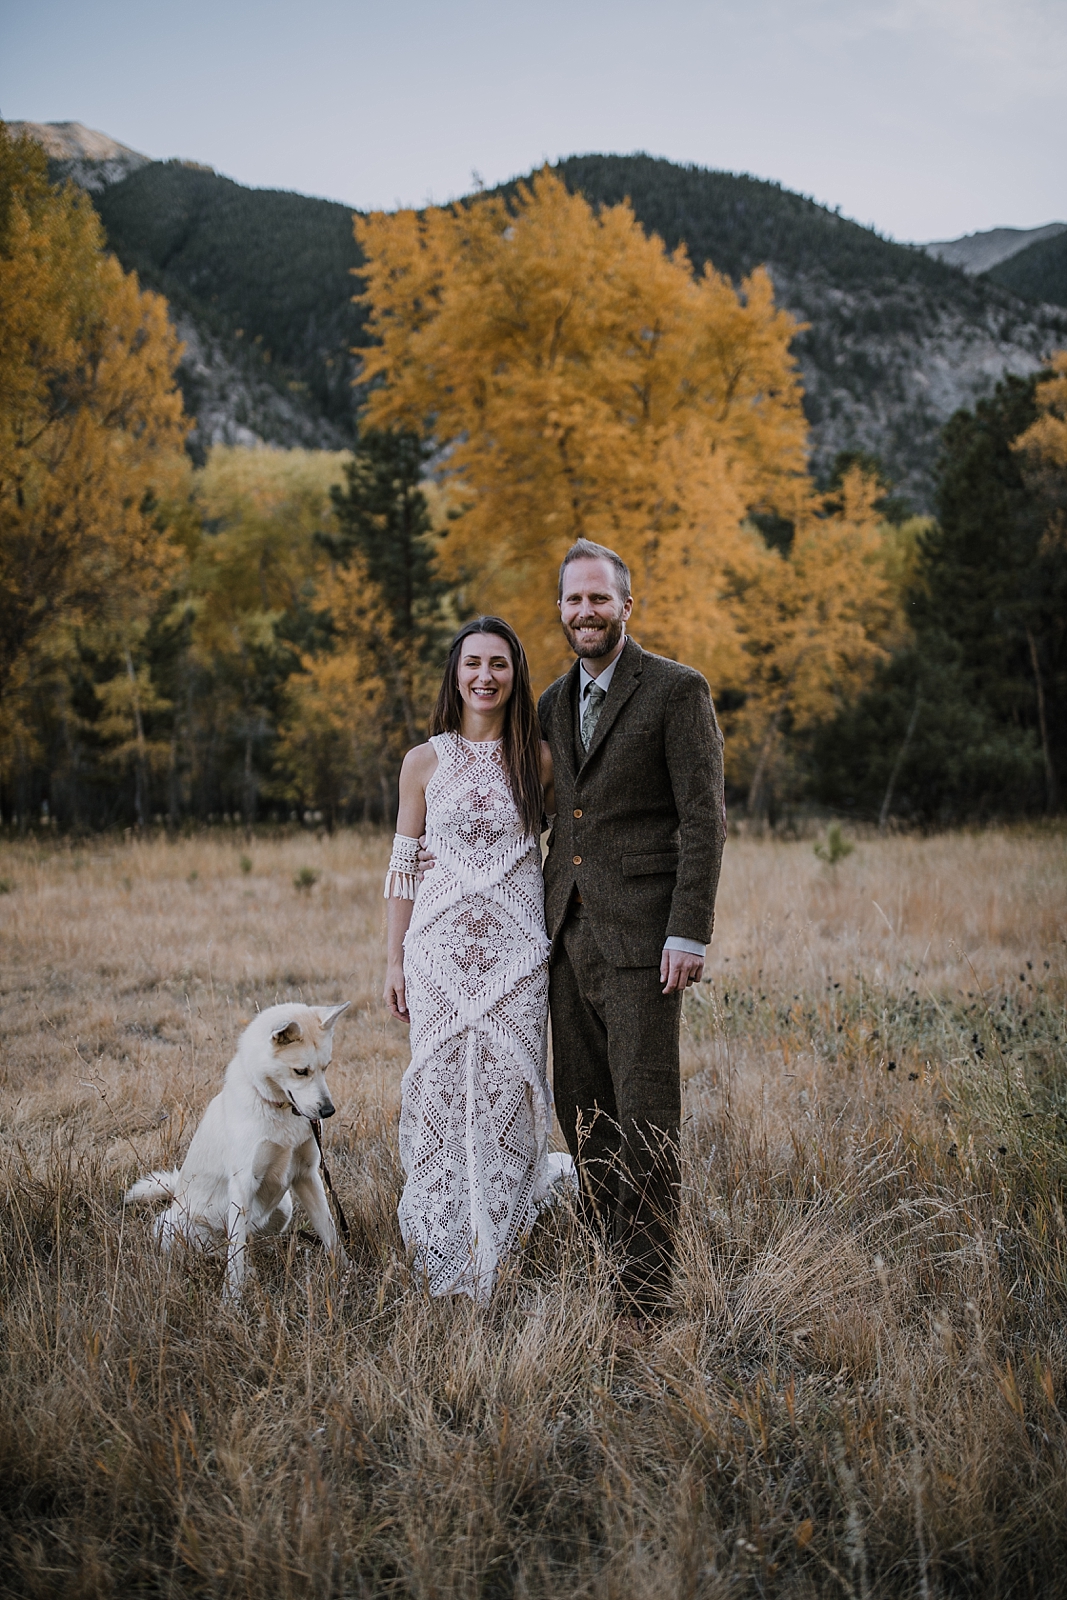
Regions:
[[456, 633, 515, 717]]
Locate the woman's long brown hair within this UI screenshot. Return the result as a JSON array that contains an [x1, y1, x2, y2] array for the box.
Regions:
[[429, 617, 544, 836]]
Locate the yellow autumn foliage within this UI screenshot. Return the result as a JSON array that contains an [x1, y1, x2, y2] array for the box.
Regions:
[[188, 446, 350, 661], [0, 125, 188, 715], [356, 169, 809, 687], [725, 467, 910, 804], [1013, 351, 1067, 561], [275, 560, 391, 824], [1014, 350, 1067, 474]]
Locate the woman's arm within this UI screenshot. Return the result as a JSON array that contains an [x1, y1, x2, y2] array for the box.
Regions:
[[385, 899, 415, 1021], [540, 741, 555, 822], [384, 744, 436, 1023]]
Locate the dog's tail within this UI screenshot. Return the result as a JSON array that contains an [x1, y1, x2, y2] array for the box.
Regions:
[[124, 1170, 180, 1206]]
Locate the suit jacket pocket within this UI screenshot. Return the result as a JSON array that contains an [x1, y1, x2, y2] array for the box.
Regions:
[[622, 850, 679, 876]]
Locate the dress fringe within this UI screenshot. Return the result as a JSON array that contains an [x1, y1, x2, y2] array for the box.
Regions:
[[383, 833, 421, 900]]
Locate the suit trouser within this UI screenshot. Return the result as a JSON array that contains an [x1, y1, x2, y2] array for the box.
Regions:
[[549, 904, 682, 1312]]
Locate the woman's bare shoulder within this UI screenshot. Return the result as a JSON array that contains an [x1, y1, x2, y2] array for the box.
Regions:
[[401, 742, 439, 785]]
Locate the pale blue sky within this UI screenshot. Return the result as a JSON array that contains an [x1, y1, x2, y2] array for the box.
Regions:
[[2, 0, 1064, 242]]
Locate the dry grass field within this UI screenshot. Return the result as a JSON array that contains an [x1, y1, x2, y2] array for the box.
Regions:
[[1, 824, 1066, 1598]]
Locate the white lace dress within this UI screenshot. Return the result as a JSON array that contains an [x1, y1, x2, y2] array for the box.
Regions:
[[398, 732, 554, 1301]]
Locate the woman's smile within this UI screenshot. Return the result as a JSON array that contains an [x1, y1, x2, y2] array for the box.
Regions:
[[457, 633, 515, 727]]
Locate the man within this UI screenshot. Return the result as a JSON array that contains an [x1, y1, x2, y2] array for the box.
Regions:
[[540, 539, 725, 1318]]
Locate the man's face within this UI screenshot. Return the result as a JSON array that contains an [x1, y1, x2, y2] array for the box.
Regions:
[[558, 557, 633, 662]]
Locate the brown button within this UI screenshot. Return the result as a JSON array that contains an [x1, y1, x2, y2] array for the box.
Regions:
[[572, 855, 582, 865], [573, 808, 583, 818]]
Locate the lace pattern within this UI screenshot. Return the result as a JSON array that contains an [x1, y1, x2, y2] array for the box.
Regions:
[[384, 832, 421, 900], [399, 733, 553, 1301]]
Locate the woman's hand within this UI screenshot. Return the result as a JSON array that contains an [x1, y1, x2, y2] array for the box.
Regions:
[[384, 960, 409, 1023]]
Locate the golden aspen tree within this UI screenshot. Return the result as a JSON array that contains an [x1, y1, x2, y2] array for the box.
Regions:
[[726, 466, 907, 812], [94, 642, 174, 827], [356, 169, 808, 686], [0, 123, 188, 732], [275, 558, 391, 824], [1013, 350, 1067, 511], [185, 446, 349, 821], [190, 446, 347, 629]]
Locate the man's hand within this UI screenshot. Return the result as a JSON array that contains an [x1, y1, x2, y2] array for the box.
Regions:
[[416, 834, 436, 879], [660, 947, 704, 994]]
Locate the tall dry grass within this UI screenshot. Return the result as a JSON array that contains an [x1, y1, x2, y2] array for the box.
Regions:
[[1, 824, 1065, 1598]]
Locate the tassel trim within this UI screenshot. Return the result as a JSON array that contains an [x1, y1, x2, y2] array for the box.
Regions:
[[384, 834, 421, 900]]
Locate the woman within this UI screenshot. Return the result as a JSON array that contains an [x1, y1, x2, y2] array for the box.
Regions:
[[383, 617, 558, 1301]]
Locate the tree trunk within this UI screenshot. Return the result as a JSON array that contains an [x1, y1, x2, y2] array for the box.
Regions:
[[61, 697, 83, 834], [16, 736, 28, 837], [124, 646, 148, 829], [1024, 625, 1057, 814], [746, 707, 782, 822], [243, 730, 256, 839], [167, 731, 180, 832], [879, 692, 921, 831]]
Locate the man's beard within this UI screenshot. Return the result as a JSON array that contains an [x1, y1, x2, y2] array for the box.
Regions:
[[562, 612, 625, 661]]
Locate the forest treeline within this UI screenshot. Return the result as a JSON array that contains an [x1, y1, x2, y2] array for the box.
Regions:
[[2, 125, 1064, 832], [988, 229, 1067, 312]]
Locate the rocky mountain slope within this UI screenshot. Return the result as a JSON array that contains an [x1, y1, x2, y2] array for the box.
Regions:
[[13, 123, 1067, 507], [548, 156, 1066, 507], [924, 222, 1067, 276], [90, 159, 363, 460], [986, 229, 1067, 311], [8, 120, 150, 191]]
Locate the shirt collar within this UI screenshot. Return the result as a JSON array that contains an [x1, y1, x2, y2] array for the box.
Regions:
[[579, 647, 623, 700]]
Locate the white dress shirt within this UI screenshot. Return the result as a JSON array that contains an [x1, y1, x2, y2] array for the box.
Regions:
[[578, 652, 622, 703], [578, 646, 706, 964]]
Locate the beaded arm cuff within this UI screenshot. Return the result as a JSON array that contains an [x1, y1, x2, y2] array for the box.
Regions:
[[383, 833, 421, 900]]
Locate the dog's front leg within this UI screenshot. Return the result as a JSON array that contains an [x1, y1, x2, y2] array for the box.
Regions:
[[292, 1168, 348, 1269], [224, 1187, 253, 1300]]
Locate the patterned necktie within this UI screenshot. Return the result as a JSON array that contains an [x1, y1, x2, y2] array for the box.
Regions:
[[580, 683, 607, 750]]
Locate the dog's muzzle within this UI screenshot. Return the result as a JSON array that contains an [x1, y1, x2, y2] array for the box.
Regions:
[[286, 1090, 335, 1120]]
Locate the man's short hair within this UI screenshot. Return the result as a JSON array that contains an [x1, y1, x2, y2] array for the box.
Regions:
[[558, 539, 632, 602]]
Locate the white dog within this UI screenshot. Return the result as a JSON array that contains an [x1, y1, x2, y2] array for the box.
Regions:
[[125, 1001, 350, 1298]]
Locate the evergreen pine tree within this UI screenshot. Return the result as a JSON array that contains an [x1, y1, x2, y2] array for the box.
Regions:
[[815, 371, 1065, 820], [327, 428, 445, 656], [324, 427, 449, 759]]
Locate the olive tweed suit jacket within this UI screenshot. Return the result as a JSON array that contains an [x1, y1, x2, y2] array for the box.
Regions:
[[538, 636, 726, 968]]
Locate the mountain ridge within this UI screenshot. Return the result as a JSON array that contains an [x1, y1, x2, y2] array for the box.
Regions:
[[544, 155, 1063, 505], [10, 122, 1066, 507], [924, 223, 1067, 277], [986, 229, 1067, 313], [8, 119, 151, 191]]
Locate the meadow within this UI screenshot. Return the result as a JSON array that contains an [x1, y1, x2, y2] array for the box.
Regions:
[[1, 824, 1065, 1598]]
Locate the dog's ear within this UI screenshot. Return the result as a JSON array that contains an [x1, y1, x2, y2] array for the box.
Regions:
[[271, 1019, 303, 1048], [318, 1002, 352, 1032]]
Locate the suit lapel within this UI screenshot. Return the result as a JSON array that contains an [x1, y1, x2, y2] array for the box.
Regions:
[[551, 660, 583, 782], [578, 636, 643, 773]]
